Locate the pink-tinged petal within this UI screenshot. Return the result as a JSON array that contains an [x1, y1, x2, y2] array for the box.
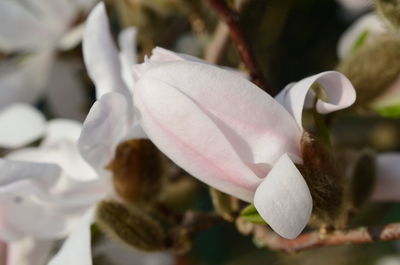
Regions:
[[337, 13, 386, 60], [0, 51, 54, 108], [149, 47, 203, 63], [136, 61, 301, 168], [275, 71, 356, 127], [132, 47, 207, 81], [372, 153, 400, 201], [79, 93, 129, 173], [48, 208, 94, 265], [83, 3, 131, 102], [0, 1, 54, 52], [135, 77, 260, 201], [254, 154, 312, 239], [7, 238, 54, 265], [0, 104, 46, 149], [42, 119, 82, 147], [118, 28, 138, 92], [135, 62, 302, 201]]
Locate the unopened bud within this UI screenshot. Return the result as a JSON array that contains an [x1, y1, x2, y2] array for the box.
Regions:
[[107, 139, 163, 203], [337, 35, 400, 106], [376, 0, 400, 32], [300, 133, 345, 227], [96, 200, 167, 251]]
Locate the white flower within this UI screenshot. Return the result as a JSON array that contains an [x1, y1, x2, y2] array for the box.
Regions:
[[0, 108, 173, 264], [79, 2, 356, 239], [0, 0, 98, 119]]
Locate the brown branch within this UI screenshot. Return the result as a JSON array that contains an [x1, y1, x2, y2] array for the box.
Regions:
[[206, 0, 273, 94], [253, 222, 400, 253]]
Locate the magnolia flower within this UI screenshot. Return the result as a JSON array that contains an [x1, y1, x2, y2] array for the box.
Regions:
[[0, 110, 173, 265], [373, 152, 400, 201], [337, 12, 400, 111], [0, 117, 108, 265], [78, 2, 356, 239], [0, 0, 98, 120]]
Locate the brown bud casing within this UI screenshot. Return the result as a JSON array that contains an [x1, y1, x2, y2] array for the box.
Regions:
[[107, 139, 163, 203], [96, 200, 168, 251], [300, 133, 344, 227]]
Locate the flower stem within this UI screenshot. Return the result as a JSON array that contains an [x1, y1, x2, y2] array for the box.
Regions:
[[253, 222, 400, 253], [206, 0, 273, 94]]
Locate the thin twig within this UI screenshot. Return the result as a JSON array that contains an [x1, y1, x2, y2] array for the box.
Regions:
[[206, 0, 273, 94], [253, 222, 400, 253], [205, 22, 230, 64]]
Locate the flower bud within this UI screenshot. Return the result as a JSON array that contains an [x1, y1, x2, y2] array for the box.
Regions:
[[337, 35, 400, 106], [107, 139, 163, 203], [96, 200, 168, 251], [299, 133, 345, 227]]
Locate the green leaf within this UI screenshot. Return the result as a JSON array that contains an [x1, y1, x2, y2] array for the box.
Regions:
[[240, 204, 266, 224], [377, 104, 400, 118]]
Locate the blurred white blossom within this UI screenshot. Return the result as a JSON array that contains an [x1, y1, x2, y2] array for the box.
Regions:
[[0, 0, 98, 119]]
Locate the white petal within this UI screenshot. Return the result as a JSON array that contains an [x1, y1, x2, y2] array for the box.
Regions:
[[57, 24, 85, 51], [0, 1, 54, 52], [373, 152, 400, 201], [7, 238, 54, 265], [0, 51, 55, 108], [0, 104, 46, 149], [94, 238, 174, 265], [0, 159, 70, 240], [8, 139, 98, 183], [45, 59, 87, 121], [119, 27, 138, 92], [119, 28, 138, 67], [48, 208, 94, 265], [42, 119, 83, 147], [275, 71, 356, 127], [254, 154, 312, 239], [79, 93, 129, 173], [83, 3, 131, 102], [337, 13, 386, 60]]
